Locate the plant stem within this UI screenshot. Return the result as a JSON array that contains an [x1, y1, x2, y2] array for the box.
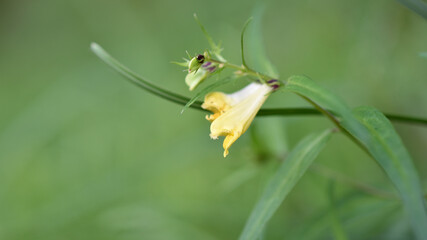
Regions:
[[209, 59, 272, 82], [91, 43, 427, 127], [240, 17, 253, 70], [208, 57, 427, 127]]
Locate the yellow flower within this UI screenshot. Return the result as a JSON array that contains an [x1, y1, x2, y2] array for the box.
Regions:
[[202, 83, 273, 157]]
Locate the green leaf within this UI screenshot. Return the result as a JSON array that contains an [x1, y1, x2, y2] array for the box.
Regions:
[[239, 129, 333, 240], [396, 0, 427, 20], [285, 75, 351, 117], [90, 43, 204, 110], [91, 44, 427, 125], [285, 75, 427, 240], [348, 106, 427, 239], [246, 2, 279, 78]]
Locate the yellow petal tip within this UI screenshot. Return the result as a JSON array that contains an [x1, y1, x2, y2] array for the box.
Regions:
[[223, 150, 229, 158]]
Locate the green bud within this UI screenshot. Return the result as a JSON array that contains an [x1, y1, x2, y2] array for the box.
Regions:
[[185, 67, 209, 91], [188, 54, 205, 73]]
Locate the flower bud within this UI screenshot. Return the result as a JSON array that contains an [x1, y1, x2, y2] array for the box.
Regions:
[[188, 54, 205, 73]]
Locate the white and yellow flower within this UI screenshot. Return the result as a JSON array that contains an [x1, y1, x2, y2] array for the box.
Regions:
[[202, 82, 274, 157]]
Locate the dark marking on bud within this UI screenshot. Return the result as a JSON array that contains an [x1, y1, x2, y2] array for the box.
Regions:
[[202, 62, 212, 67], [207, 66, 216, 72], [197, 54, 205, 63], [271, 84, 280, 90], [268, 79, 278, 84]]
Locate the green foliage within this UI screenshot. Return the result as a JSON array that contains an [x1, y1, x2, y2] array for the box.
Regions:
[[349, 106, 427, 239], [90, 43, 204, 110], [396, 0, 427, 20], [2, 1, 427, 239], [239, 129, 332, 240], [285, 75, 351, 117], [285, 75, 427, 239]]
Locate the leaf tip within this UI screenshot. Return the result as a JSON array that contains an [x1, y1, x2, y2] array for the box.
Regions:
[[90, 42, 100, 52]]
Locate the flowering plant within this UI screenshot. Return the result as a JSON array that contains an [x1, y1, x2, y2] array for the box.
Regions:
[[91, 10, 427, 240]]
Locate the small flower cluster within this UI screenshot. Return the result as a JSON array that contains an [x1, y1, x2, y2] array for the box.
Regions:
[[182, 53, 223, 91], [178, 34, 281, 157], [180, 52, 280, 157]]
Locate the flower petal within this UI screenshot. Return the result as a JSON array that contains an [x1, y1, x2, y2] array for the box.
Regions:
[[185, 68, 210, 91], [202, 92, 235, 121], [203, 83, 273, 157]]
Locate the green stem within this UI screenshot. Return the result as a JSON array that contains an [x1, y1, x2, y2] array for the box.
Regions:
[[240, 17, 253, 70], [208, 57, 427, 128], [91, 43, 203, 110], [297, 94, 373, 156], [91, 43, 427, 127], [209, 59, 272, 82]]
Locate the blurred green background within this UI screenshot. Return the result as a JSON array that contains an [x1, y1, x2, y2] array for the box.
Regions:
[[1, 0, 427, 239]]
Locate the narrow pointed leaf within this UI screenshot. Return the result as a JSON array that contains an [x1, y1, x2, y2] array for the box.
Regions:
[[239, 129, 332, 240], [91, 44, 427, 125], [348, 106, 427, 239], [90, 42, 204, 109], [285, 75, 427, 239], [285, 75, 351, 117]]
